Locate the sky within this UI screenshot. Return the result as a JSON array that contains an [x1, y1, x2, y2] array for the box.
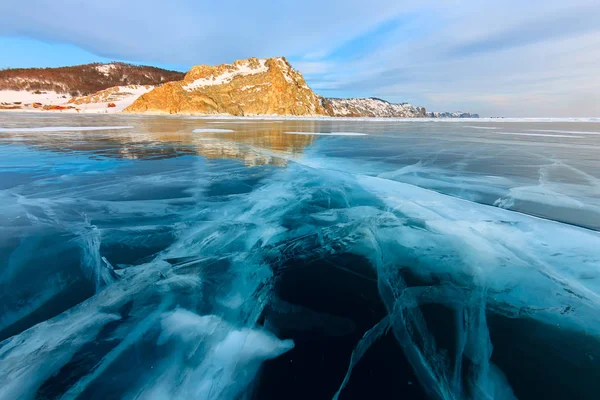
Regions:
[[1, 0, 599, 117]]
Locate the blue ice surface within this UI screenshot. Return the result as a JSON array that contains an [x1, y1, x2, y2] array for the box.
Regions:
[[0, 114, 599, 399]]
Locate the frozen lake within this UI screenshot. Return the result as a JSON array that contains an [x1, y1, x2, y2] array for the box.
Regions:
[[1, 113, 599, 399]]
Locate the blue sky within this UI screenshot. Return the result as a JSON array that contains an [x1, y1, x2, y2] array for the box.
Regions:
[[0, 37, 189, 72], [1, 0, 599, 117]]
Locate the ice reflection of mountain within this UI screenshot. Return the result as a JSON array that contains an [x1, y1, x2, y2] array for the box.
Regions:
[[0, 115, 314, 165], [188, 128, 314, 167], [192, 138, 288, 167]]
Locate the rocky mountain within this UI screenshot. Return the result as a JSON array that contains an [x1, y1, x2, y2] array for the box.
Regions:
[[126, 57, 477, 118], [0, 57, 478, 117], [322, 98, 479, 118], [428, 111, 480, 118], [322, 97, 428, 118], [126, 57, 325, 116], [0, 63, 184, 97]]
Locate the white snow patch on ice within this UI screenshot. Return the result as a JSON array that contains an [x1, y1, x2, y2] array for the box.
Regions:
[[529, 129, 600, 135], [495, 132, 583, 138], [463, 126, 499, 130], [284, 131, 368, 136], [193, 128, 235, 133]]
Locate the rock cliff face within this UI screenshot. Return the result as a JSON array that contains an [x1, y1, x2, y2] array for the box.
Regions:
[[126, 57, 477, 118], [126, 57, 326, 116]]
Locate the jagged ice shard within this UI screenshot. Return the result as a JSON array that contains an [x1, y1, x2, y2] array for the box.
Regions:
[[0, 116, 599, 399]]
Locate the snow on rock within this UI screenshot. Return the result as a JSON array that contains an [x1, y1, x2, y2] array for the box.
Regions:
[[323, 98, 480, 118], [183, 59, 269, 91], [95, 64, 117, 76], [323, 97, 428, 118], [127, 57, 327, 116], [276, 57, 296, 84], [429, 111, 480, 118], [0, 58, 480, 118]]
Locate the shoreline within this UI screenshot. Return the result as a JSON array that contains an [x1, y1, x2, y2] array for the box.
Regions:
[[0, 109, 598, 123]]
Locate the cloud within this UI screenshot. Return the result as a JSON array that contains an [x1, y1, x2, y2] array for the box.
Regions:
[[0, 0, 413, 65], [448, 4, 600, 58], [300, 0, 600, 116], [1, 0, 599, 116]]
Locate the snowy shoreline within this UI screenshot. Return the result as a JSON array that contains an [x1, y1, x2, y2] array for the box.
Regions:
[[1, 108, 598, 123], [2, 90, 598, 122], [0, 86, 153, 114]]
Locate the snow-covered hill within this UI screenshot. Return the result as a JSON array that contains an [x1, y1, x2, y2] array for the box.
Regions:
[[0, 63, 183, 96], [0, 85, 156, 113], [68, 85, 156, 113], [322, 97, 428, 118]]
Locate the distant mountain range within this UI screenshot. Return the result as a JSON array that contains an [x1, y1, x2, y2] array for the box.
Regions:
[[0, 59, 478, 118]]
